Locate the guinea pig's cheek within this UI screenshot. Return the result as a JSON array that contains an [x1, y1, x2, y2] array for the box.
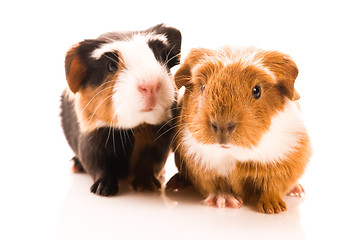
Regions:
[[111, 88, 142, 127], [158, 80, 176, 109]]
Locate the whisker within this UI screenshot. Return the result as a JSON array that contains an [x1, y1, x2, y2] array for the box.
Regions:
[[112, 122, 118, 158], [100, 36, 117, 43], [80, 85, 116, 114], [173, 138, 185, 154], [164, 44, 177, 63], [88, 79, 118, 96], [155, 114, 181, 135], [125, 128, 133, 147], [154, 123, 178, 142], [170, 125, 188, 147], [164, 45, 181, 66], [103, 54, 124, 68], [119, 130, 126, 156], [86, 95, 113, 126], [105, 122, 112, 147]]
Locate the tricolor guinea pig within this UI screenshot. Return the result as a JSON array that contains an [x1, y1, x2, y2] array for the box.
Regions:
[[60, 24, 181, 196], [166, 47, 311, 214]]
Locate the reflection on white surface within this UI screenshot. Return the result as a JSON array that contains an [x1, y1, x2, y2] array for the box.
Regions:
[[56, 171, 305, 240]]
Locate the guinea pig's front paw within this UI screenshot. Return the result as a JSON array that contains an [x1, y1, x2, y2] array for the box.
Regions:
[[257, 194, 287, 214], [90, 178, 119, 196], [203, 194, 243, 208], [131, 176, 161, 192]]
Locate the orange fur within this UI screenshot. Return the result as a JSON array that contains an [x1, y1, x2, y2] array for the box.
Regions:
[[74, 74, 118, 132], [172, 47, 311, 214]]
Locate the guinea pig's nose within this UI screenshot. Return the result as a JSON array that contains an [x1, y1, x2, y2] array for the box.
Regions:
[[211, 121, 237, 134], [138, 82, 161, 110], [138, 82, 161, 96]]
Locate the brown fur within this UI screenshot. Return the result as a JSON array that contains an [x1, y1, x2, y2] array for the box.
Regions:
[[130, 124, 170, 185], [65, 45, 87, 93], [230, 133, 311, 213], [171, 47, 311, 214]]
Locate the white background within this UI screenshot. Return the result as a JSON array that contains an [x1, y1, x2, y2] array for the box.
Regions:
[[1, 0, 360, 239]]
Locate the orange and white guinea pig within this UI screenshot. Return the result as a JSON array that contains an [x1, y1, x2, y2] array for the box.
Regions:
[[166, 47, 312, 214]]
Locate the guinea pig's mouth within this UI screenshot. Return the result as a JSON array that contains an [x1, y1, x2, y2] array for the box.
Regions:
[[220, 144, 231, 149], [141, 108, 154, 112]]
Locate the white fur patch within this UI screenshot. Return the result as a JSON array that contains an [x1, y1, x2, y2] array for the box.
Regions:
[[193, 47, 276, 82], [93, 33, 174, 129], [229, 100, 305, 162], [182, 100, 306, 176], [91, 33, 168, 60], [182, 131, 237, 176], [229, 47, 277, 81], [63, 87, 75, 101]]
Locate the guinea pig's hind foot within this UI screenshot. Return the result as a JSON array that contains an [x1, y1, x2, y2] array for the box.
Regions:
[[90, 178, 119, 196], [71, 157, 85, 173], [203, 194, 243, 209], [287, 183, 305, 197], [165, 173, 190, 191]]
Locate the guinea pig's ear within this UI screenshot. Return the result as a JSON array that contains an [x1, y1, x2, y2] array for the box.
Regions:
[[64, 43, 87, 93], [261, 51, 300, 101], [147, 24, 182, 69], [174, 48, 213, 89]]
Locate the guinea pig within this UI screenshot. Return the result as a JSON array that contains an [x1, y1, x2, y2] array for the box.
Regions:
[[60, 24, 181, 196], [166, 46, 311, 214]]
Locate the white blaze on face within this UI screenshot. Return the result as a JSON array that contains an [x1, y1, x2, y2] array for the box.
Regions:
[[91, 34, 175, 129]]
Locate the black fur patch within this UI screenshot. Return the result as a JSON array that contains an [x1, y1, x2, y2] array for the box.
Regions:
[[76, 40, 121, 89], [148, 39, 168, 65], [146, 24, 182, 69], [79, 127, 134, 180], [61, 91, 135, 196], [60, 93, 80, 154]]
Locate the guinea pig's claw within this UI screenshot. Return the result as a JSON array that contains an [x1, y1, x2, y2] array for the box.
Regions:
[[203, 194, 243, 209], [257, 196, 287, 214], [287, 183, 305, 197], [90, 178, 118, 196]]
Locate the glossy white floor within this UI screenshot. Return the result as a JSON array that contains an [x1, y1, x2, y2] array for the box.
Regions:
[[1, 1, 360, 239]]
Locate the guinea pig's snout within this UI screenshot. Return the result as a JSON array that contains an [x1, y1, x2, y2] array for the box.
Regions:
[[210, 120, 237, 144], [138, 82, 161, 112], [211, 121, 237, 134]]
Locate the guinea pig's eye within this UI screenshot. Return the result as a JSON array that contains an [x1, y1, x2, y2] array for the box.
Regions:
[[201, 84, 205, 92], [252, 85, 261, 99], [107, 61, 118, 73]]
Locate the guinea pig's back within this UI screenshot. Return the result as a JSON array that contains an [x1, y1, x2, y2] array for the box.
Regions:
[[60, 90, 80, 155]]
